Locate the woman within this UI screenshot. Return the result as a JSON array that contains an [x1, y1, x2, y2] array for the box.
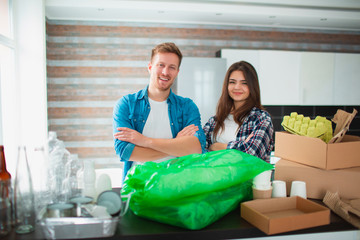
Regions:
[[203, 61, 274, 162]]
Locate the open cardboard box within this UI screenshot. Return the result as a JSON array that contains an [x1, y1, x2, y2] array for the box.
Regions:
[[241, 196, 330, 235], [274, 158, 360, 200], [274, 131, 360, 170], [275, 109, 359, 170]]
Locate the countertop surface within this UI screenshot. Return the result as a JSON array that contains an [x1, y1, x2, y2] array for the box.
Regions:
[[2, 199, 358, 240]]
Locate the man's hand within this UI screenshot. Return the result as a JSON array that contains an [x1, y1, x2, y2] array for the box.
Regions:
[[176, 124, 199, 138], [115, 125, 202, 158], [114, 127, 150, 147], [209, 142, 227, 151]]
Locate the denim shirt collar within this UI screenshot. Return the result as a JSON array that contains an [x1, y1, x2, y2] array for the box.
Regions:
[[138, 85, 176, 104]]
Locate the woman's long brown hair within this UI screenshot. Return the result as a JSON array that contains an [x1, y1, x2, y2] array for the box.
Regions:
[[213, 61, 264, 139]]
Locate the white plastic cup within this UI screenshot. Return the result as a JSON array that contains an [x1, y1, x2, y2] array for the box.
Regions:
[[290, 181, 307, 199], [253, 170, 272, 190], [271, 180, 287, 198]]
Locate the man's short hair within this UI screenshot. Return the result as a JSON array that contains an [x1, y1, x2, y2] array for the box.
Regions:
[[151, 42, 183, 68]]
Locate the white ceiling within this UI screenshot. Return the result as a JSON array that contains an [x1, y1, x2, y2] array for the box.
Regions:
[[45, 0, 360, 31]]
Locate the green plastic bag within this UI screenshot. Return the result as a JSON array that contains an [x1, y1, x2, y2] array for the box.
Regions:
[[121, 149, 273, 230]]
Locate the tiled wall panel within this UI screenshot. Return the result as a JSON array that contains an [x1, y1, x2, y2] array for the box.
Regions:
[[46, 20, 360, 166]]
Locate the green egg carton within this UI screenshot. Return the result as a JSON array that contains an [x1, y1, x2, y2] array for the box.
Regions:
[[281, 112, 333, 143]]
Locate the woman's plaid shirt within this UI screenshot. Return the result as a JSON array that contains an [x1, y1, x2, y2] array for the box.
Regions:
[[203, 107, 274, 163]]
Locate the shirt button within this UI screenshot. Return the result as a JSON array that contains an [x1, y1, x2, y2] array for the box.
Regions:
[[143, 120, 145, 122], [171, 123, 173, 125]]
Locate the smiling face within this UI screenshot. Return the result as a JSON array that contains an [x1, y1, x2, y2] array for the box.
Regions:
[[227, 70, 250, 109], [148, 52, 180, 93]]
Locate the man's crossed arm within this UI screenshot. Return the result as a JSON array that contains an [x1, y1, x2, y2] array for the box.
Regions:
[[114, 124, 201, 162]]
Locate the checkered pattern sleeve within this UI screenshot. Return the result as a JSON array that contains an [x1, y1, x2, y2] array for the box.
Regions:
[[227, 109, 274, 162], [202, 116, 216, 151]]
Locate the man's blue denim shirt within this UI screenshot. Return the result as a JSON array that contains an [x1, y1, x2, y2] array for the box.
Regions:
[[113, 86, 206, 180]]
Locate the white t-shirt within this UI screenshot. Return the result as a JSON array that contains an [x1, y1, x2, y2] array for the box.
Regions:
[[133, 98, 174, 166], [214, 114, 238, 144]]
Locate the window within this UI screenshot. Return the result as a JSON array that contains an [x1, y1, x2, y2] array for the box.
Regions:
[[0, 0, 12, 38], [0, 0, 17, 174]]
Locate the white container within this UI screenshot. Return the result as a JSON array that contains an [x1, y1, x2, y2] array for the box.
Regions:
[[39, 217, 118, 239], [272, 180, 287, 198], [290, 181, 307, 199], [253, 170, 272, 190]]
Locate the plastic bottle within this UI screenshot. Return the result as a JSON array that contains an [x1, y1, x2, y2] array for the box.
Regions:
[[48, 131, 62, 153], [0, 145, 12, 236], [67, 154, 82, 197], [47, 131, 72, 203], [82, 160, 96, 200]]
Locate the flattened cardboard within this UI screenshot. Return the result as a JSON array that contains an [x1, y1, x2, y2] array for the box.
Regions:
[[274, 131, 360, 170], [330, 108, 358, 143], [241, 196, 330, 235], [274, 159, 360, 200]]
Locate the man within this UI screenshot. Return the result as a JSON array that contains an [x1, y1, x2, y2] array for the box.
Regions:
[[113, 42, 206, 180]]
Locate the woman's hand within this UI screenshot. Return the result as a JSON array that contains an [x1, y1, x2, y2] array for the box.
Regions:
[[209, 133, 253, 151], [245, 133, 254, 142]]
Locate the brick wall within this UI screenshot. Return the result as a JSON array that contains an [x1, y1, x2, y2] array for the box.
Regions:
[[46, 20, 360, 165]]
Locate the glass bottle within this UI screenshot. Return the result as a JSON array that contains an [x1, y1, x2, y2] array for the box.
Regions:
[[14, 146, 35, 234], [31, 146, 51, 220], [0, 145, 12, 236]]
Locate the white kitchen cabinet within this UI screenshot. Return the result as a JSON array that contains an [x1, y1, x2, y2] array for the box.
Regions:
[[221, 49, 301, 105], [299, 52, 334, 105], [221, 49, 260, 70], [177, 57, 227, 127], [259, 50, 301, 105], [220, 49, 360, 105], [333, 53, 360, 105]]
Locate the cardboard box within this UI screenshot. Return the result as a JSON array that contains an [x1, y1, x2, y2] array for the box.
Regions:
[[274, 131, 360, 170], [274, 159, 360, 200], [241, 196, 330, 235]]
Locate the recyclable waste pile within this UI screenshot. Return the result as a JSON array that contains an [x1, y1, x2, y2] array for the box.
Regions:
[[47, 131, 82, 203]]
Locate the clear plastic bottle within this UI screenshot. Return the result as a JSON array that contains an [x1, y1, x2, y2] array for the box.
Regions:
[[82, 160, 96, 200], [47, 131, 72, 203], [64, 154, 82, 198], [48, 131, 62, 154]]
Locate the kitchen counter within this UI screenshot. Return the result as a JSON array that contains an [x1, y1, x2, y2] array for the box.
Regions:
[[3, 200, 358, 240]]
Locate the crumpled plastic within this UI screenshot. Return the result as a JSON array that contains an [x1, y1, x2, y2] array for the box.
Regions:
[[121, 149, 273, 230]]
